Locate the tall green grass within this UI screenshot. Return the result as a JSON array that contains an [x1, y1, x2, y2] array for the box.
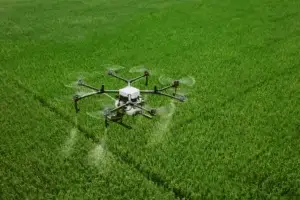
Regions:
[[1, 0, 300, 199]]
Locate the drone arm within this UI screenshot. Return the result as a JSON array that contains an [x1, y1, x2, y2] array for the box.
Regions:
[[134, 104, 155, 115], [140, 90, 185, 102], [129, 74, 146, 84], [73, 91, 103, 113], [73, 90, 118, 113], [74, 89, 119, 102], [74, 91, 102, 101], [109, 102, 129, 113], [156, 92, 185, 102], [157, 85, 174, 92], [79, 83, 100, 91], [139, 84, 174, 92], [108, 73, 128, 83], [104, 90, 119, 93]]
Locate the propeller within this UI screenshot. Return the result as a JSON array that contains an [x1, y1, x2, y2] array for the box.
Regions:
[[129, 65, 156, 75], [103, 64, 125, 74], [54, 91, 87, 103], [145, 102, 176, 118], [86, 104, 114, 120], [63, 71, 100, 92], [129, 65, 156, 86], [159, 75, 196, 87], [173, 87, 189, 96], [129, 65, 148, 73], [86, 90, 117, 120]]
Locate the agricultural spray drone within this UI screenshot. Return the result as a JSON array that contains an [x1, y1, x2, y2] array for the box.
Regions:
[[71, 66, 194, 128]]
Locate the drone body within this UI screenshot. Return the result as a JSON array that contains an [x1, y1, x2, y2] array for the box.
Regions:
[[116, 86, 143, 116], [72, 67, 191, 128]]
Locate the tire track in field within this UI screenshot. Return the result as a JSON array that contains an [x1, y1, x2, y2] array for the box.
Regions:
[[12, 78, 191, 200]]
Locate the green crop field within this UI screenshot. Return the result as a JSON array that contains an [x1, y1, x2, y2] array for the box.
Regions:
[[1, 0, 300, 199]]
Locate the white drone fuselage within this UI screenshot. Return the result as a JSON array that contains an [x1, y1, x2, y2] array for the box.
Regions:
[[115, 85, 143, 115]]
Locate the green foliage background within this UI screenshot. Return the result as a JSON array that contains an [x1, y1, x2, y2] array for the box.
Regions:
[[1, 0, 300, 199]]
